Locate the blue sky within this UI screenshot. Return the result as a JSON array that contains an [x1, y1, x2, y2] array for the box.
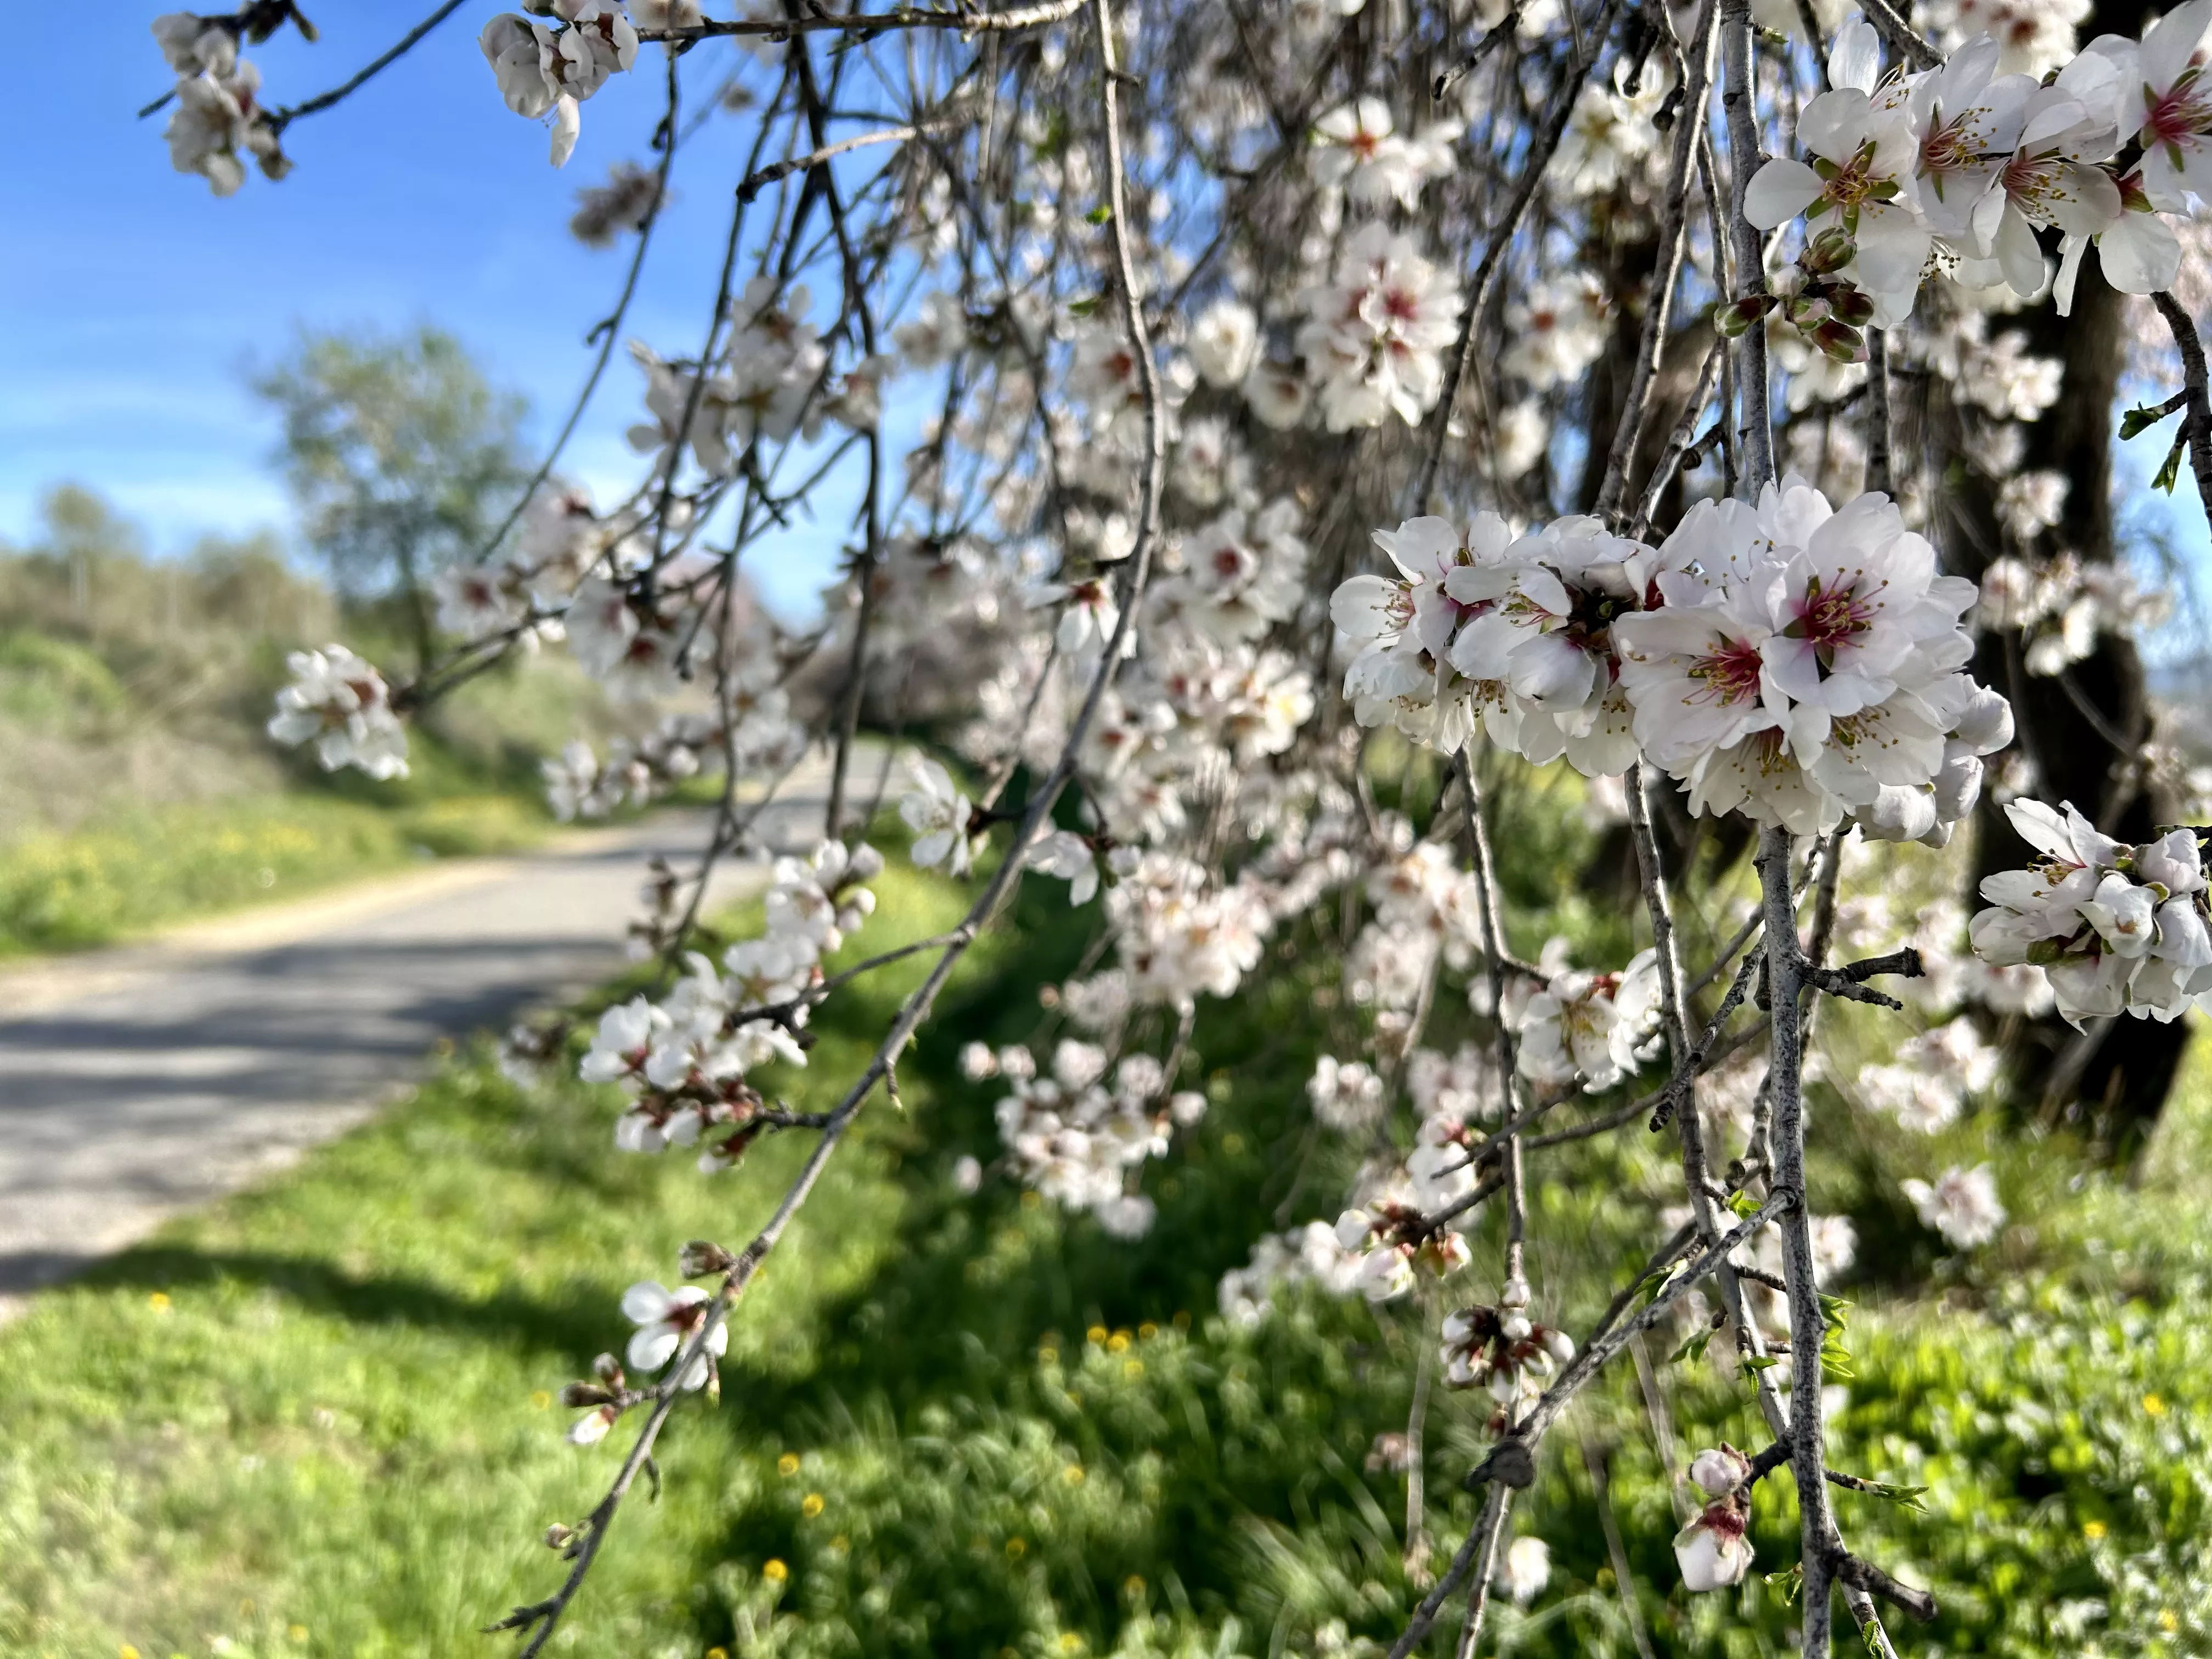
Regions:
[[2, 4, 854, 619], [8, 8, 2206, 639]]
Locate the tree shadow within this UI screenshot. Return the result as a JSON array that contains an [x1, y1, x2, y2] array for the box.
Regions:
[[59, 1244, 618, 1361]]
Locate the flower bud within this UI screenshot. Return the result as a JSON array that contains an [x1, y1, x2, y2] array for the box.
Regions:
[[591, 1352, 625, 1386], [1716, 295, 1776, 338], [680, 1239, 736, 1277], [1688, 1443, 1752, 1496], [1811, 319, 1867, 364], [544, 1522, 576, 1549], [1801, 226, 1857, 275], [567, 1404, 618, 1446], [1824, 283, 1876, 326], [1785, 292, 1833, 328], [560, 1381, 614, 1408]]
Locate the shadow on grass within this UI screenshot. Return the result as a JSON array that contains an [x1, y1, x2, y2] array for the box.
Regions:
[[62, 1245, 617, 1361]]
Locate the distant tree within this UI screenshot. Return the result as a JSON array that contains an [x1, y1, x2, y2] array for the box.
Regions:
[[254, 326, 528, 673]]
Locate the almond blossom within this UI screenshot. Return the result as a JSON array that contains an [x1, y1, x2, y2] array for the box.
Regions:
[[1309, 98, 1457, 208], [620, 1281, 727, 1389], [267, 646, 410, 780], [1295, 224, 1463, 431], [1189, 298, 1259, 388], [1900, 1163, 2007, 1248], [1675, 1446, 1758, 1592], [1968, 799, 2212, 1023], [898, 757, 979, 876]]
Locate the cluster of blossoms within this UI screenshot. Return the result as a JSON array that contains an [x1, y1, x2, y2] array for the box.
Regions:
[[1969, 799, 2212, 1024], [266, 646, 410, 780], [1216, 1221, 1373, 1325], [1330, 1190, 1474, 1302], [1979, 552, 2168, 678], [1551, 70, 1666, 199], [969, 1039, 1205, 1237], [1508, 941, 1662, 1092], [153, 12, 295, 194], [431, 478, 603, 643], [1104, 851, 1279, 1011], [628, 278, 832, 472], [1307, 1054, 1387, 1132], [481, 1, 640, 167], [1294, 225, 1465, 431], [1859, 1016, 2000, 1131], [1438, 1276, 1576, 1431], [1674, 1446, 1758, 1593], [1743, 9, 2205, 334], [1900, 1161, 2008, 1248], [1333, 477, 2013, 840], [1309, 97, 1459, 210], [578, 841, 881, 1166]]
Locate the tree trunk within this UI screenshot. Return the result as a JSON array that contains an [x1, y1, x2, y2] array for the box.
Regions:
[[1932, 252, 2179, 1164]]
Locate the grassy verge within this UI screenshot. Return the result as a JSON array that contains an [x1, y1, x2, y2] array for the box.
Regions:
[[4, 861, 2209, 1658], [0, 789, 550, 958]]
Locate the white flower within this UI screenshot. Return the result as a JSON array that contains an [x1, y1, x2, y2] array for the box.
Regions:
[[1900, 1163, 2007, 1248], [1189, 298, 1260, 387], [1551, 81, 1661, 196], [1025, 830, 1101, 905], [154, 13, 237, 76], [1947, 0, 2090, 75], [267, 646, 410, 780], [898, 757, 977, 874], [1511, 944, 1660, 1092], [619, 1280, 727, 1388], [1495, 1536, 1551, 1606], [1491, 402, 1549, 479], [1243, 360, 1312, 430], [1970, 798, 2212, 1023], [1502, 276, 1609, 392], [1901, 37, 2036, 240], [582, 996, 668, 1086], [893, 291, 969, 370], [1166, 501, 1309, 643], [1744, 84, 1929, 323], [164, 58, 268, 196], [1674, 1504, 1756, 1592], [481, 14, 571, 152], [1295, 224, 1462, 431], [1310, 98, 1454, 208], [1308, 1054, 1386, 1131], [1028, 577, 1123, 655], [2123, 0, 2212, 209]]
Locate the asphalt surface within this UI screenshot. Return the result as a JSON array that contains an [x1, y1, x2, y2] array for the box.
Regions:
[[0, 788, 831, 1304]]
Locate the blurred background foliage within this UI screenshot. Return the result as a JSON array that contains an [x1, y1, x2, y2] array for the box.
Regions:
[[0, 328, 629, 956]]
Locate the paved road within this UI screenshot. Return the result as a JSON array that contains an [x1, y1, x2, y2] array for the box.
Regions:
[[0, 787, 831, 1302]]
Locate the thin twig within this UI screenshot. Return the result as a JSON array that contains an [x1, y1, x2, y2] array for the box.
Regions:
[[268, 0, 470, 133]]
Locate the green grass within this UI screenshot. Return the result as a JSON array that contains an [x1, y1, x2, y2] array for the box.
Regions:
[[6, 855, 2212, 1658], [0, 787, 550, 958]]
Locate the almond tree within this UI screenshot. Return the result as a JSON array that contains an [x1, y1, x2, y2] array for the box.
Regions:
[[137, 1, 2212, 1650]]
